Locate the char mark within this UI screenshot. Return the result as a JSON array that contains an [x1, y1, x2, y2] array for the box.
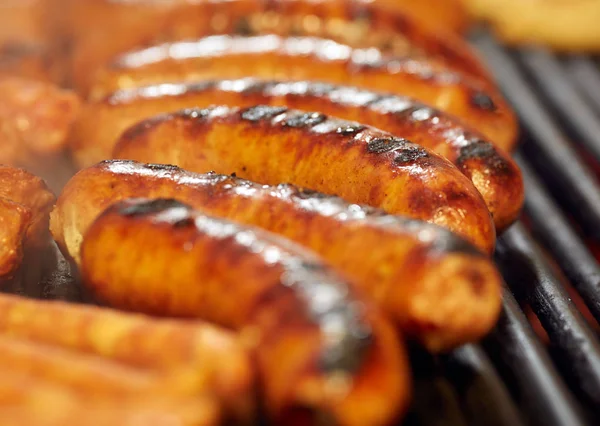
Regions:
[[283, 112, 327, 128], [241, 105, 288, 121], [118, 199, 190, 217]]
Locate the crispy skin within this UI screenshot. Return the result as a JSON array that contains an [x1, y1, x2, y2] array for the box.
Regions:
[[51, 160, 503, 351], [67, 0, 487, 92], [461, 0, 600, 52], [76, 80, 522, 230], [0, 292, 253, 422], [81, 198, 410, 426], [87, 35, 515, 150], [0, 77, 81, 168], [0, 199, 31, 281], [111, 106, 495, 253], [0, 165, 55, 248]]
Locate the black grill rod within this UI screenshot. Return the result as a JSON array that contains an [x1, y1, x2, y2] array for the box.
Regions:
[[518, 49, 600, 160], [441, 344, 525, 426], [497, 223, 600, 409], [483, 287, 587, 426], [515, 152, 600, 323], [472, 35, 600, 240], [565, 56, 600, 112]]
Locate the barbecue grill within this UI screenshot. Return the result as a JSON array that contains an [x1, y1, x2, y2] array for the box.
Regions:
[[15, 30, 600, 426]]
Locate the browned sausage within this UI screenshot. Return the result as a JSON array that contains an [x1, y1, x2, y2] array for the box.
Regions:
[[111, 106, 495, 252], [0, 292, 253, 421], [81, 198, 410, 426], [0, 76, 80, 169], [51, 160, 502, 351], [0, 199, 31, 281], [73, 79, 522, 230], [66, 0, 488, 92], [86, 35, 516, 151], [0, 165, 55, 248]]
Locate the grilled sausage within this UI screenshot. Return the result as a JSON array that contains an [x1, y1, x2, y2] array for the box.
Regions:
[[0, 372, 218, 426], [74, 79, 522, 229], [51, 160, 502, 351], [86, 35, 515, 150], [0, 292, 253, 422], [80, 198, 410, 426], [0, 77, 80, 168], [0, 199, 31, 281], [0, 44, 56, 83], [67, 0, 487, 93], [0, 165, 55, 249], [111, 106, 495, 252]]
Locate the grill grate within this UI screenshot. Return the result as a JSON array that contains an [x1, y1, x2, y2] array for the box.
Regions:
[[14, 33, 600, 426]]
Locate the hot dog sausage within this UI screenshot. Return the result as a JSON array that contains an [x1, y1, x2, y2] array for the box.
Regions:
[[66, 0, 487, 92], [111, 106, 495, 252], [0, 292, 253, 422], [0, 165, 55, 248], [86, 35, 515, 150], [80, 198, 410, 426], [72, 79, 522, 229], [0, 199, 31, 281], [0, 77, 80, 168], [51, 160, 502, 351]]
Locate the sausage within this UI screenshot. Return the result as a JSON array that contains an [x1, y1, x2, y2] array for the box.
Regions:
[[0, 199, 31, 281], [0, 44, 56, 83], [0, 77, 80, 168], [0, 165, 55, 249], [51, 160, 502, 351], [66, 0, 488, 92], [73, 79, 522, 229], [80, 198, 410, 426], [0, 372, 218, 426], [0, 292, 253, 422], [111, 105, 495, 252], [86, 35, 516, 150]]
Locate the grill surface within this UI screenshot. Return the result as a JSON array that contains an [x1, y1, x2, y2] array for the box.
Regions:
[[12, 32, 600, 425]]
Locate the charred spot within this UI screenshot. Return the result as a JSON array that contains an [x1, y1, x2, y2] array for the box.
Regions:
[[145, 163, 181, 172], [119, 199, 189, 217], [172, 217, 196, 228], [231, 172, 237, 178], [295, 188, 328, 199], [393, 145, 429, 164], [241, 105, 288, 121], [336, 125, 365, 135], [471, 92, 497, 112], [367, 137, 409, 154], [456, 139, 509, 173], [283, 112, 327, 128], [233, 17, 253, 36]]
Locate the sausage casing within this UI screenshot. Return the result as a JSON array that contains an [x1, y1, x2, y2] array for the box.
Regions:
[[66, 0, 488, 92], [0, 165, 55, 248], [87, 35, 516, 150], [51, 160, 502, 351], [0, 292, 252, 422], [0, 77, 80, 168], [73, 79, 522, 229], [0, 199, 31, 281], [112, 105, 495, 253], [81, 198, 410, 426]]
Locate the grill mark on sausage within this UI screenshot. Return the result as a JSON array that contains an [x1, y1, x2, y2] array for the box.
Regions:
[[241, 105, 288, 121], [282, 112, 327, 128]]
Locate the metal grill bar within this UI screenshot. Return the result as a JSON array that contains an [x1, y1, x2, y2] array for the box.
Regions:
[[440, 345, 524, 426], [473, 36, 600, 240], [515, 153, 600, 323], [519, 49, 600, 160], [496, 223, 600, 409], [483, 288, 586, 426], [565, 57, 600, 112]]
